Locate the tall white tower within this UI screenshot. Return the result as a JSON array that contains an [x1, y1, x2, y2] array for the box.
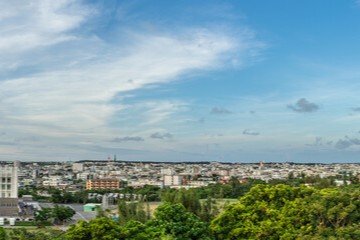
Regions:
[[0, 161, 19, 198], [0, 161, 19, 217]]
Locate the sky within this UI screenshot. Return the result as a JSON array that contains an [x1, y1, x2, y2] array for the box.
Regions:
[[1, 0, 360, 163]]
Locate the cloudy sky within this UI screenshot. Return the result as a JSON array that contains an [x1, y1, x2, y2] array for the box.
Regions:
[[1, 0, 360, 163]]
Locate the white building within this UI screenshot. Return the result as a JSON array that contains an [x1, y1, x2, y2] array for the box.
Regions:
[[161, 168, 174, 175], [164, 175, 182, 186], [0, 161, 19, 198], [0, 161, 19, 217], [77, 172, 94, 180], [72, 163, 84, 172], [42, 176, 62, 187]]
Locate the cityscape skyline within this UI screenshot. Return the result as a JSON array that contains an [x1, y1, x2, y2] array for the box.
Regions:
[[1, 1, 360, 163]]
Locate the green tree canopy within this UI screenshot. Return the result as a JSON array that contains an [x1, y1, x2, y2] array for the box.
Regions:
[[66, 217, 121, 240], [149, 203, 212, 240], [34, 207, 53, 227], [210, 184, 360, 240], [52, 205, 76, 225]]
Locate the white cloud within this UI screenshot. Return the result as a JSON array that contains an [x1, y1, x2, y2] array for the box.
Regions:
[[0, 1, 263, 161], [0, 30, 236, 130], [0, 0, 90, 52]]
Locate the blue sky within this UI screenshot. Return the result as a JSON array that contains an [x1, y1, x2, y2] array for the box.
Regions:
[[1, 0, 360, 163]]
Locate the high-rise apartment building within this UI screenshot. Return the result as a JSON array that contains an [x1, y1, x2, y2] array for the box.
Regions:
[[0, 161, 19, 217], [0, 161, 19, 198]]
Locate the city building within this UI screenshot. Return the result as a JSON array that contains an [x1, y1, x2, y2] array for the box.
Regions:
[[86, 178, 121, 190], [161, 168, 174, 175], [163, 175, 183, 186], [72, 163, 84, 172], [0, 161, 19, 217], [42, 176, 62, 187]]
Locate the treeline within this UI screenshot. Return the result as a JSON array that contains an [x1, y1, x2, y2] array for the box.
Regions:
[[26, 180, 260, 204], [18, 177, 266, 204], [5, 181, 360, 239], [211, 184, 360, 239], [0, 227, 65, 240], [20, 173, 358, 204], [65, 183, 360, 240]]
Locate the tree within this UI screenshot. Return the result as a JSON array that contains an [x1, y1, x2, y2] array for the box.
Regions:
[[149, 203, 212, 240], [199, 197, 219, 222], [118, 200, 149, 224], [73, 191, 88, 204], [136, 185, 161, 201], [34, 207, 53, 227], [83, 218, 121, 240], [66, 218, 121, 240], [210, 184, 360, 239], [119, 220, 163, 240], [66, 221, 92, 240], [161, 188, 201, 216], [63, 191, 75, 204], [6, 228, 49, 240], [50, 189, 64, 203], [0, 227, 6, 240], [67, 218, 160, 240], [96, 206, 107, 218], [52, 205, 76, 225]]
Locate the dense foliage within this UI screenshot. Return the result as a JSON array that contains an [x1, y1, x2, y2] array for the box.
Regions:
[[64, 183, 360, 239], [210, 184, 360, 239], [0, 227, 65, 240], [66, 203, 212, 240], [13, 175, 360, 239], [52, 205, 76, 225]]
